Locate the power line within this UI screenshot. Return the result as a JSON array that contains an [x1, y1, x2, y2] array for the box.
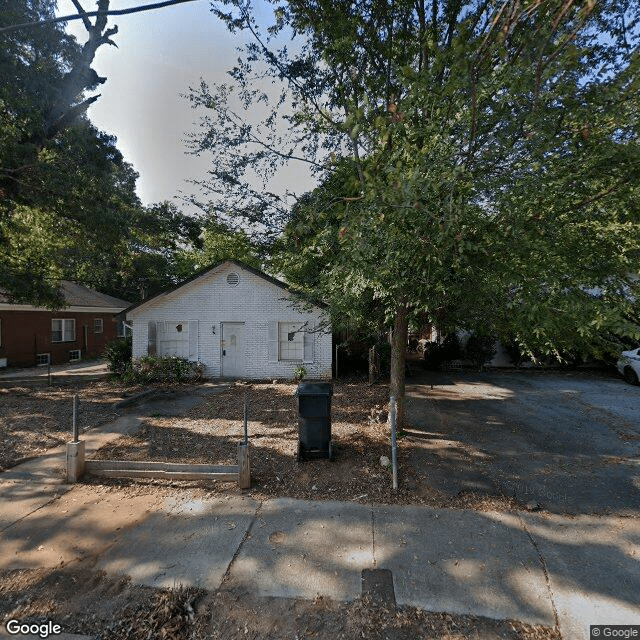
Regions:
[[0, 0, 201, 34]]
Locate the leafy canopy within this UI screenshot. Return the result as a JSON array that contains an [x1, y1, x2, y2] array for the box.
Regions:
[[193, 0, 640, 361]]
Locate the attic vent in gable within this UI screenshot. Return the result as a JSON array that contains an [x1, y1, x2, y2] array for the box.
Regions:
[[226, 272, 240, 287]]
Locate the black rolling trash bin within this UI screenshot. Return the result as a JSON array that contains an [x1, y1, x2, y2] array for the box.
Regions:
[[294, 381, 334, 461]]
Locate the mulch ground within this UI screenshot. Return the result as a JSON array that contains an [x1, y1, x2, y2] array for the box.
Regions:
[[0, 381, 142, 471], [91, 379, 522, 511], [0, 566, 559, 640]]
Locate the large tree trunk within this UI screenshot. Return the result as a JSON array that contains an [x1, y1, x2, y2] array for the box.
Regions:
[[390, 303, 409, 427]]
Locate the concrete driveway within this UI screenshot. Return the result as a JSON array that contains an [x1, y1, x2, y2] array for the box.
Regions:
[[406, 370, 640, 515]]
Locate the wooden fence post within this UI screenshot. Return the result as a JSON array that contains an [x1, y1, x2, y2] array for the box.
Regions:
[[66, 441, 85, 483], [237, 443, 250, 489]]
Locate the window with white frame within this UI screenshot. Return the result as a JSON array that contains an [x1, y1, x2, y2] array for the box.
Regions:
[[52, 319, 75, 343], [94, 318, 103, 334], [69, 349, 81, 362], [36, 353, 50, 366], [278, 322, 304, 361]]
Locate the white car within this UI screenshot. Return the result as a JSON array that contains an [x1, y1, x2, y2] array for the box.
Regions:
[[617, 347, 640, 385]]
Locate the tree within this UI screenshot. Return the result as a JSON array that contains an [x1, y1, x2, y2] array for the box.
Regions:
[[0, 0, 123, 305], [175, 217, 262, 278], [191, 0, 640, 424]]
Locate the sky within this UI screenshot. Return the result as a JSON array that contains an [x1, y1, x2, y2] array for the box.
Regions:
[[56, 0, 316, 209]]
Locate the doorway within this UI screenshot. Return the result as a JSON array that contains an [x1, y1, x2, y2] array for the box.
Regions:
[[221, 322, 244, 377]]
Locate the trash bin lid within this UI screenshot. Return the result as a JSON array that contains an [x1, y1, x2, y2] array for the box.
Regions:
[[294, 381, 333, 396]]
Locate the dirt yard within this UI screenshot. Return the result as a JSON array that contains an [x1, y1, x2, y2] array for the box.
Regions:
[[0, 381, 145, 471], [90, 379, 522, 512]]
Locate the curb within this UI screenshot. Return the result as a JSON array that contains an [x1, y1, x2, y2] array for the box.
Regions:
[[114, 389, 157, 409]]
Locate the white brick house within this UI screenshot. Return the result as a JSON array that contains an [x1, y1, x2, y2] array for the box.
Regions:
[[125, 260, 332, 379]]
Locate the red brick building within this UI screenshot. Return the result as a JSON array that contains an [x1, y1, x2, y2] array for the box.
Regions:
[[0, 282, 130, 368]]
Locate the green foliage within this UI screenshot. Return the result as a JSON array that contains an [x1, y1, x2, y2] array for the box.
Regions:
[[125, 356, 200, 384], [293, 365, 307, 381], [175, 218, 262, 279], [423, 334, 463, 371], [104, 337, 133, 377], [465, 336, 498, 371], [0, 1, 207, 306], [194, 0, 640, 423], [503, 340, 524, 368], [195, 0, 640, 362]]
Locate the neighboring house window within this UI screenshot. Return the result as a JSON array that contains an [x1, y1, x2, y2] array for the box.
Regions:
[[94, 318, 103, 334], [117, 320, 130, 338], [36, 353, 50, 366], [278, 322, 304, 361], [69, 349, 81, 362], [52, 319, 75, 343]]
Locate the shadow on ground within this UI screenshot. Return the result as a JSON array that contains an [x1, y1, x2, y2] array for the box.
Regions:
[[405, 370, 640, 515]]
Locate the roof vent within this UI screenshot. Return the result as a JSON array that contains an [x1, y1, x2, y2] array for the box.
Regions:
[[226, 272, 240, 287]]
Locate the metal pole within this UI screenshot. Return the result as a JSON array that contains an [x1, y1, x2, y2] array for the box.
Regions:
[[47, 361, 51, 386], [72, 394, 79, 442], [390, 395, 398, 490], [243, 393, 248, 445]]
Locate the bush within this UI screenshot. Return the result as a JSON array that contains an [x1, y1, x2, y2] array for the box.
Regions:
[[465, 335, 497, 371], [104, 337, 132, 377], [423, 334, 462, 371], [131, 355, 200, 383], [106, 345, 201, 384], [503, 339, 524, 367]]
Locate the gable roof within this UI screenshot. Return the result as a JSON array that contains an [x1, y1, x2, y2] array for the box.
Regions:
[[125, 259, 325, 315], [0, 281, 130, 310]]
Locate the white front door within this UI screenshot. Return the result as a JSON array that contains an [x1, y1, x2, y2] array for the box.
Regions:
[[221, 323, 244, 377]]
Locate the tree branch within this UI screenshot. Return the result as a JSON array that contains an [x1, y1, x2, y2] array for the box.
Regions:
[[69, 0, 92, 31], [0, 0, 200, 34]]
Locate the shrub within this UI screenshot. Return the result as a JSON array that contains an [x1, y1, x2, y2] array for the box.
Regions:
[[106, 347, 201, 384], [133, 355, 199, 383], [104, 337, 132, 377], [293, 365, 307, 381], [423, 334, 462, 370], [465, 335, 497, 371], [503, 339, 524, 367]]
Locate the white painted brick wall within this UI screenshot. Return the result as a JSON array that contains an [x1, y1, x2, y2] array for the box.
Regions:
[[128, 262, 332, 380]]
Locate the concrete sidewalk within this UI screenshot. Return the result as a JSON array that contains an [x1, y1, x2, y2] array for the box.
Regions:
[[0, 360, 109, 385], [1, 394, 639, 640], [1, 485, 638, 640]]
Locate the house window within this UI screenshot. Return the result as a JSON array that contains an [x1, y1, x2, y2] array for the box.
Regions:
[[117, 320, 130, 338], [69, 349, 81, 362], [278, 322, 304, 361], [36, 353, 50, 366], [94, 318, 103, 334], [52, 319, 75, 343]]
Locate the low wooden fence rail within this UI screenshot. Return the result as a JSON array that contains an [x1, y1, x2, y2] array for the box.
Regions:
[[84, 444, 250, 488], [66, 393, 251, 489]]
